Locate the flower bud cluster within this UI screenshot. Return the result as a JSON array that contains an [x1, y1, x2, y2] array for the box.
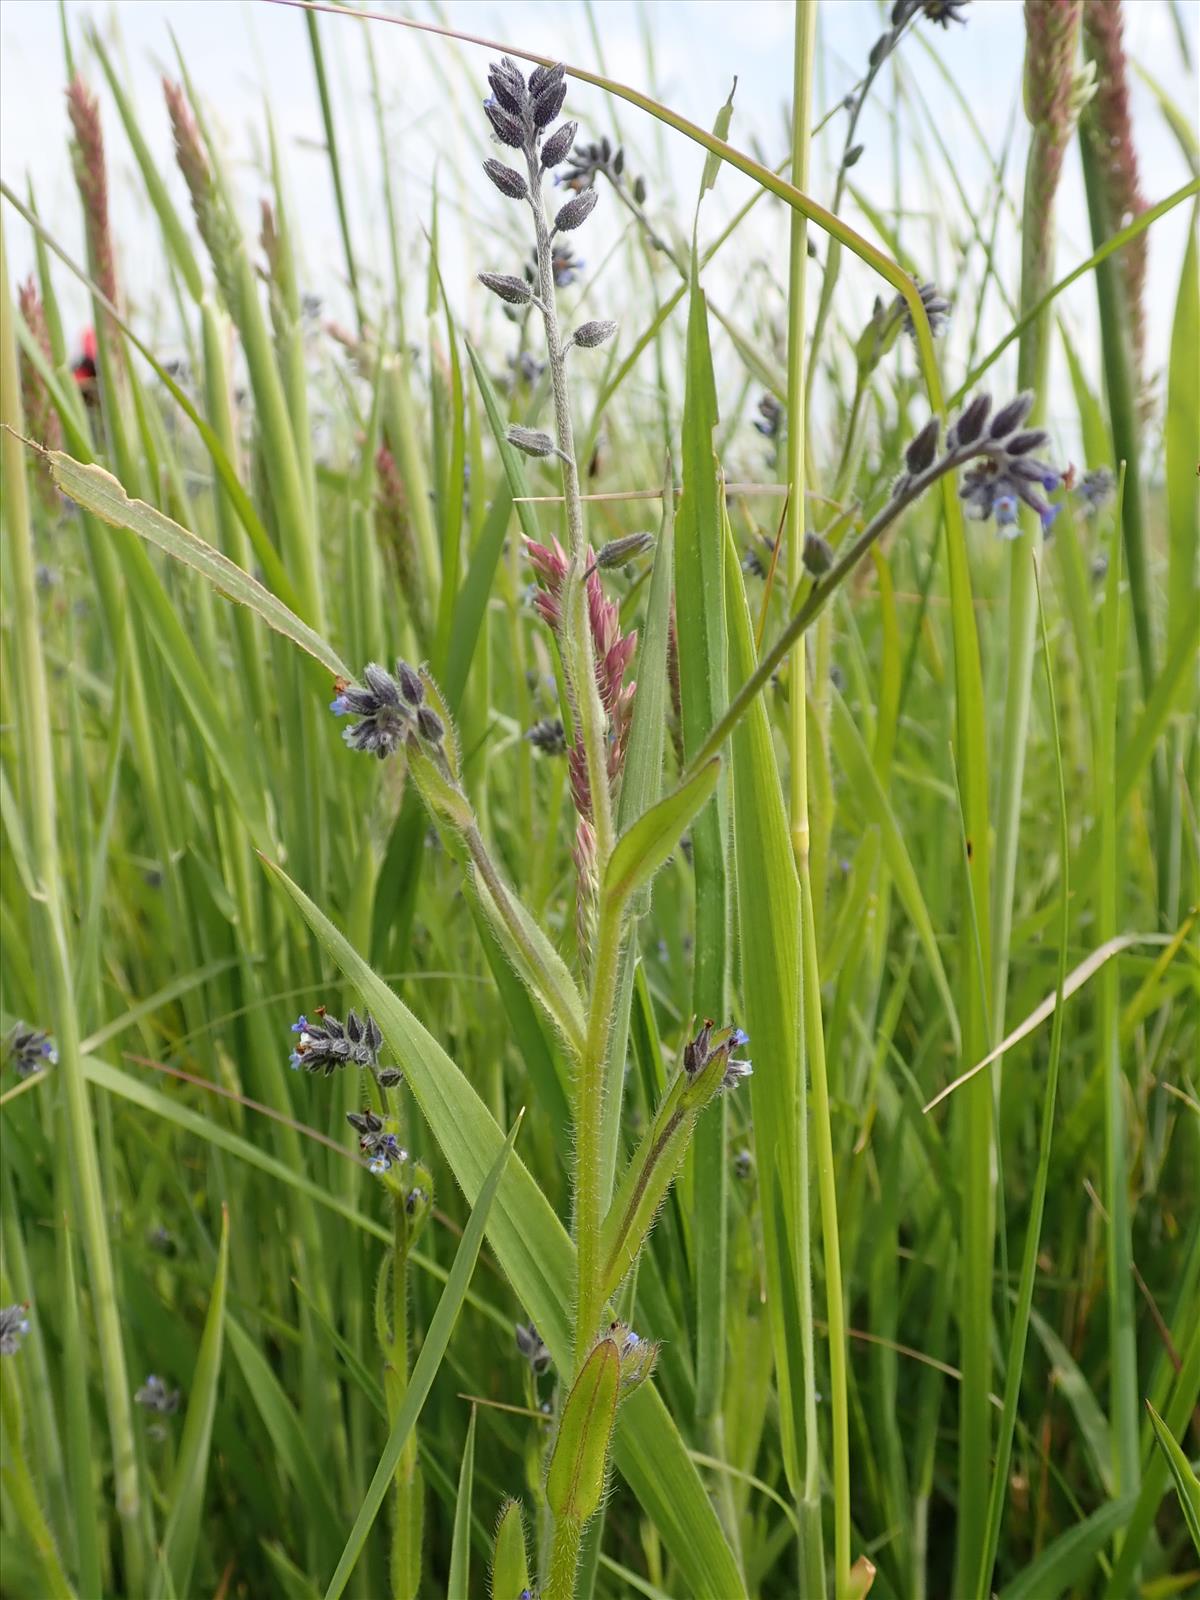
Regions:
[[346, 1107, 406, 1175], [330, 660, 445, 760], [0, 1304, 31, 1356], [883, 391, 1065, 539], [682, 1021, 753, 1096], [288, 1008, 384, 1077], [5, 1023, 58, 1078], [476, 57, 616, 360]]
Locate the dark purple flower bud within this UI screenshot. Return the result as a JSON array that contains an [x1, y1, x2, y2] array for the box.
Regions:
[[533, 77, 568, 128], [803, 533, 834, 577], [905, 416, 940, 474], [487, 58, 527, 117], [376, 1067, 403, 1088], [989, 391, 1034, 439], [844, 143, 865, 168], [6, 1024, 57, 1078], [364, 662, 401, 705], [572, 319, 617, 349], [417, 706, 444, 744], [525, 716, 567, 755], [484, 97, 525, 149], [596, 531, 653, 568], [529, 62, 564, 98], [541, 120, 578, 168], [612, 146, 625, 177], [1005, 429, 1050, 456], [515, 1321, 551, 1374], [633, 175, 647, 204], [478, 272, 532, 306], [507, 425, 558, 458], [949, 392, 991, 448], [396, 661, 424, 705], [483, 158, 528, 200], [554, 187, 599, 232]]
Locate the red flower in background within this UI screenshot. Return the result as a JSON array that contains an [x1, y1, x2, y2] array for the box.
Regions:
[[72, 326, 98, 404]]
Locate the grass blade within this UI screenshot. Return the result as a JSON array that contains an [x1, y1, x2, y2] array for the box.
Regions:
[[322, 1121, 518, 1600]]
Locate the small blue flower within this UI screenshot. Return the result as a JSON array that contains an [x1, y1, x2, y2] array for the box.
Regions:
[[368, 1134, 403, 1174], [731, 1028, 750, 1049], [291, 1015, 308, 1033], [723, 1055, 754, 1092], [1039, 502, 1061, 534], [135, 1373, 180, 1415], [329, 694, 351, 716]]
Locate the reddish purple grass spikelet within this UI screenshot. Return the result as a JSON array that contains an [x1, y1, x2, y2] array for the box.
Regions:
[[66, 76, 121, 363], [17, 279, 62, 507], [1081, 0, 1147, 392], [525, 537, 637, 818], [1023, 1, 1082, 196]]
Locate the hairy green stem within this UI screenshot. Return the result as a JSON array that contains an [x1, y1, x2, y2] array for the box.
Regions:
[[545, 1514, 582, 1600], [689, 444, 973, 779], [573, 902, 623, 1368], [464, 824, 586, 1057], [524, 146, 614, 867]]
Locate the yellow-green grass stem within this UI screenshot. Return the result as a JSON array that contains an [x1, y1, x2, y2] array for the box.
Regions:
[[2, 216, 146, 1596]]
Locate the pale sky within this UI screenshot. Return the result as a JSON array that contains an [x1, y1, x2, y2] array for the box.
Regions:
[[2, 0, 1197, 456]]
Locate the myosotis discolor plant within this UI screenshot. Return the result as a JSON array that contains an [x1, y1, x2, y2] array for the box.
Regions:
[[3, 4, 1197, 1599]]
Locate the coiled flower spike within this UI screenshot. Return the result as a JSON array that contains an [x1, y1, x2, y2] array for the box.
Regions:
[[288, 1009, 382, 1076]]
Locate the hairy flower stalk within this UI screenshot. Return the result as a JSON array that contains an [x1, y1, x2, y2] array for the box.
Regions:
[[478, 61, 639, 1411], [478, 62, 615, 872], [287, 1006, 430, 1600], [687, 393, 1065, 779]]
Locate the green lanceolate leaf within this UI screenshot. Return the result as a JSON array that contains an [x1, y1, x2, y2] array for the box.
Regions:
[[263, 861, 746, 1600], [999, 1496, 1136, 1600], [151, 1207, 230, 1600], [39, 450, 349, 679], [602, 759, 721, 918], [447, 1406, 478, 1597], [546, 1336, 621, 1522], [490, 1498, 530, 1600], [323, 1121, 519, 1600], [701, 79, 737, 196], [1146, 1401, 1200, 1556], [723, 528, 811, 1503], [675, 259, 730, 1432]]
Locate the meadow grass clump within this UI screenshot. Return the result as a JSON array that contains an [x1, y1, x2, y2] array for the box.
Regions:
[[1, 3, 1197, 1598]]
